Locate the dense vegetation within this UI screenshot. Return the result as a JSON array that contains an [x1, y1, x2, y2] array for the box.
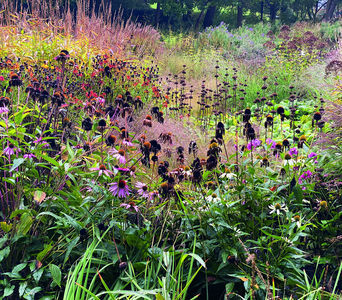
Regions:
[[1, 1, 342, 300]]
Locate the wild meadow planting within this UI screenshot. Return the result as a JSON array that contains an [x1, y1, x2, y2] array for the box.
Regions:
[[1, 1, 342, 300]]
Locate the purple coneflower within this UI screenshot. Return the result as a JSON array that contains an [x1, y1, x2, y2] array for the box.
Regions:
[[109, 180, 130, 198], [33, 137, 49, 148], [3, 143, 20, 156], [122, 138, 134, 147], [120, 201, 139, 212], [23, 153, 36, 159], [0, 107, 8, 114], [112, 149, 126, 164], [135, 182, 149, 198], [91, 165, 113, 177]]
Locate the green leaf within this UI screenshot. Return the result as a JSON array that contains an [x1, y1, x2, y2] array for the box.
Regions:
[[0, 246, 10, 262], [293, 185, 303, 204], [10, 209, 30, 218], [23, 286, 42, 300], [12, 263, 27, 277], [63, 236, 80, 265], [4, 285, 15, 297], [18, 213, 33, 235], [40, 153, 59, 167], [19, 282, 28, 297], [14, 105, 27, 124], [37, 243, 53, 261], [33, 268, 44, 283], [49, 264, 61, 287], [10, 158, 25, 172], [61, 212, 82, 231], [0, 234, 8, 248], [226, 282, 234, 295]]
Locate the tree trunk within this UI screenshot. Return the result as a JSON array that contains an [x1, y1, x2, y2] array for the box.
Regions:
[[260, 1, 264, 21], [195, 10, 205, 31], [203, 5, 216, 28], [237, 4, 243, 28], [270, 2, 277, 22], [325, 0, 338, 21], [155, 2, 161, 28]]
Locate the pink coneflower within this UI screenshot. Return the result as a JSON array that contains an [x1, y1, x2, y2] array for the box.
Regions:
[[90, 165, 113, 177], [122, 138, 134, 147], [109, 180, 130, 198], [135, 182, 149, 198], [0, 76, 4, 81], [3, 143, 20, 156], [120, 201, 139, 212], [112, 149, 126, 164], [0, 107, 8, 114], [23, 153, 36, 159], [33, 137, 49, 148], [148, 191, 159, 201]]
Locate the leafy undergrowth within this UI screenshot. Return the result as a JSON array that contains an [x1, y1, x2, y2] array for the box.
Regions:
[[1, 3, 342, 300]]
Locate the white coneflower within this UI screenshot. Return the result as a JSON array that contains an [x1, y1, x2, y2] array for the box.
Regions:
[[291, 215, 301, 228], [268, 203, 288, 215]]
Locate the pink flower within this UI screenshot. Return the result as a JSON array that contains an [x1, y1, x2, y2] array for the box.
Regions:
[[0, 76, 4, 81], [109, 180, 130, 198], [23, 153, 36, 159], [0, 107, 8, 114], [120, 201, 139, 212], [135, 182, 149, 198], [90, 165, 113, 177], [122, 138, 134, 147], [112, 149, 126, 164], [3, 143, 20, 156]]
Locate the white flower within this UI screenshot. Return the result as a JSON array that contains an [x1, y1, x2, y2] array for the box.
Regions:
[[220, 172, 237, 180], [206, 193, 220, 204], [291, 215, 301, 228], [268, 203, 288, 215]]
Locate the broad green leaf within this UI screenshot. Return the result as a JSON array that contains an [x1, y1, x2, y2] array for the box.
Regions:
[[18, 213, 33, 235], [37, 243, 53, 261], [0, 246, 10, 262], [19, 282, 28, 297], [33, 268, 44, 283], [4, 285, 15, 297], [0, 234, 8, 248], [10, 158, 25, 172], [293, 185, 303, 204], [49, 264, 61, 287]]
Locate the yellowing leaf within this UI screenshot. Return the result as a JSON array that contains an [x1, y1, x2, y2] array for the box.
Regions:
[[0, 222, 13, 233], [34, 190, 46, 204]]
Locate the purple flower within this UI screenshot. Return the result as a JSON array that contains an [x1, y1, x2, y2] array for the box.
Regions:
[[0, 107, 8, 114], [247, 139, 261, 150], [90, 165, 113, 177], [120, 202, 139, 212], [261, 33, 265, 37], [23, 153, 36, 159], [289, 147, 298, 156], [308, 152, 317, 158], [3, 143, 20, 156], [111, 149, 126, 164], [135, 182, 149, 198], [266, 138, 276, 149], [33, 137, 49, 148], [109, 180, 130, 198]]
